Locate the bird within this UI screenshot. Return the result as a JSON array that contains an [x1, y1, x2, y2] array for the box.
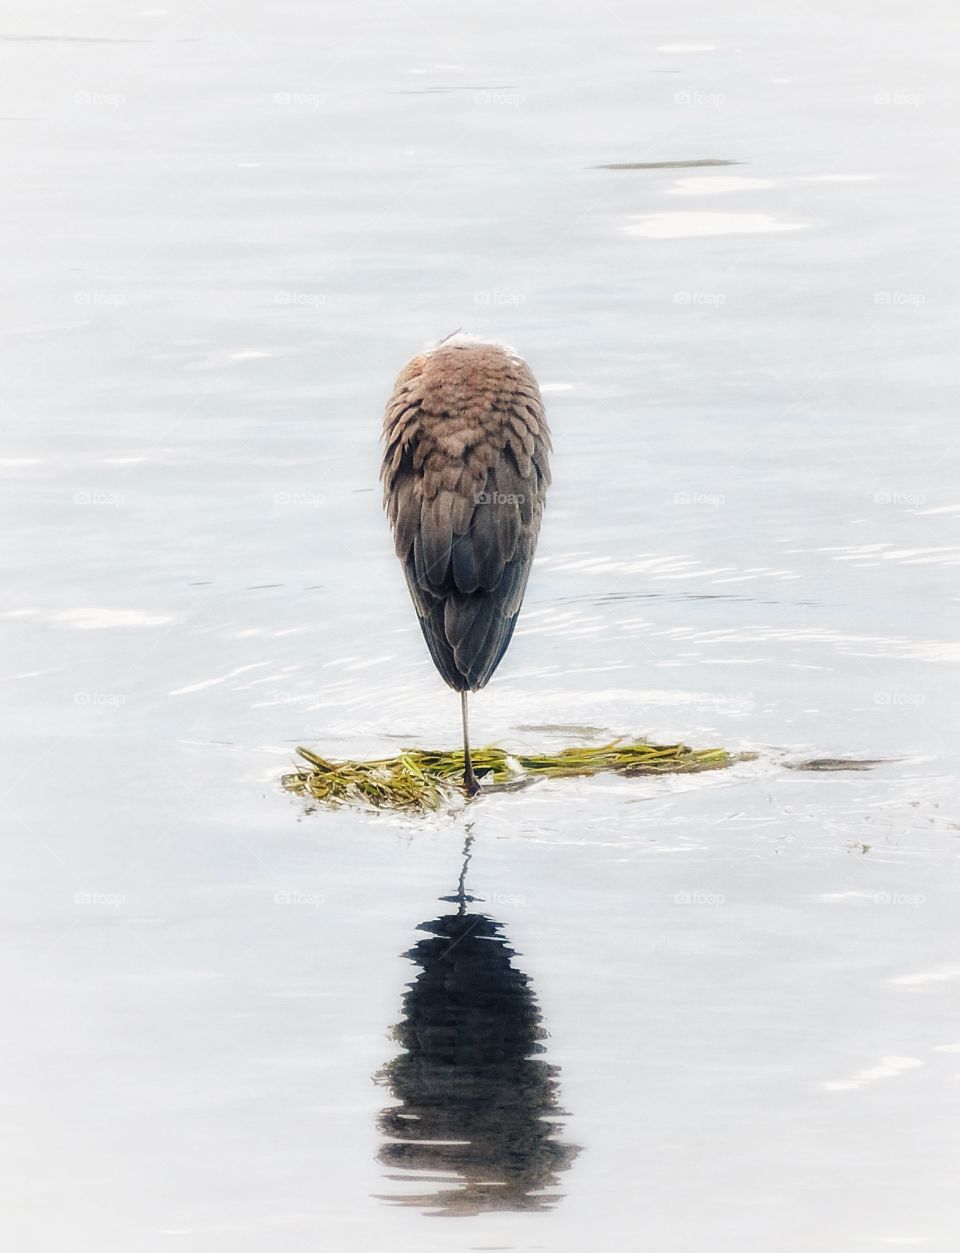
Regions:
[[381, 334, 551, 795]]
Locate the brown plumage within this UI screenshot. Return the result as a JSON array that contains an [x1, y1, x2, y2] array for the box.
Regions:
[[381, 335, 551, 793]]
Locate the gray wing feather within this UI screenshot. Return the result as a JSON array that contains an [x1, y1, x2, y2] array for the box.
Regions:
[[382, 355, 549, 693]]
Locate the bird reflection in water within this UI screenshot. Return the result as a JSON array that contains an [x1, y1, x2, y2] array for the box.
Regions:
[[376, 835, 580, 1215]]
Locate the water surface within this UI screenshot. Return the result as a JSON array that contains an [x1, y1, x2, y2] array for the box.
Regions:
[[1, 0, 958, 1248]]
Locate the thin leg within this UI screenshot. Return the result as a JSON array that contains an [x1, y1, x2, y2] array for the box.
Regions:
[[461, 690, 480, 796]]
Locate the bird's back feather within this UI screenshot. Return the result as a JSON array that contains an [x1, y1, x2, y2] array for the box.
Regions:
[[382, 341, 550, 691]]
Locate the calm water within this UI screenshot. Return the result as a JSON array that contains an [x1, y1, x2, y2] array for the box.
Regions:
[[2, 1, 958, 1248]]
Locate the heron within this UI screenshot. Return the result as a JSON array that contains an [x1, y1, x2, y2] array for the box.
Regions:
[[381, 334, 551, 796]]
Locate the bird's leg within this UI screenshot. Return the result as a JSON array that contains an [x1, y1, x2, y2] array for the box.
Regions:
[[461, 690, 481, 796]]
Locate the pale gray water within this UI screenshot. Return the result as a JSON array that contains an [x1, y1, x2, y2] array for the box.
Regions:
[[2, 0, 959, 1248]]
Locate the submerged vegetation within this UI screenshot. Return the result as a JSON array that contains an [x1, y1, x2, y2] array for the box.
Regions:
[[282, 740, 752, 814]]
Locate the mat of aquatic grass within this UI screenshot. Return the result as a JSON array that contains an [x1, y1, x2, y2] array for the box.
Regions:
[[282, 740, 753, 813]]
